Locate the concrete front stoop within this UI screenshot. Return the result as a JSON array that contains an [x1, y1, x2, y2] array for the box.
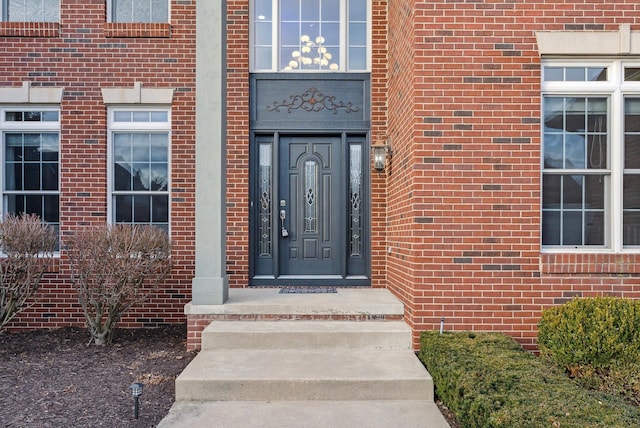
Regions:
[[158, 289, 450, 428]]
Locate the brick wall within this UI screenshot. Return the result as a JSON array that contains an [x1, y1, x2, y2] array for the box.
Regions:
[[386, 0, 640, 350], [2, 0, 195, 330]]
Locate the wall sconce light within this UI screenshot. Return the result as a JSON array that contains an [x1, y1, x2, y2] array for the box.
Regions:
[[372, 137, 392, 172]]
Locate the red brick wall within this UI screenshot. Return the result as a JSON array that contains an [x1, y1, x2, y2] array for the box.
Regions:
[[226, 0, 251, 287], [2, 0, 195, 330], [386, 0, 640, 350]]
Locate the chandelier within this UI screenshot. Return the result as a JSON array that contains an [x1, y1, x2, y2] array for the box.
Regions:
[[284, 35, 339, 71]]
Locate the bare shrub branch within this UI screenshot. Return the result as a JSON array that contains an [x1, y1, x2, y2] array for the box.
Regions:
[[66, 224, 171, 345], [0, 213, 57, 331]]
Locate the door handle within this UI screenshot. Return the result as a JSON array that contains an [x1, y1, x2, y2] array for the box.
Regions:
[[280, 210, 289, 238]]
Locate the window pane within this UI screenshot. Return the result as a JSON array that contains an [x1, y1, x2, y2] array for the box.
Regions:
[[254, 47, 273, 70], [625, 98, 640, 132], [348, 47, 365, 70], [254, 0, 272, 21], [281, 0, 299, 21], [43, 194, 59, 223], [261, 0, 368, 71], [113, 0, 167, 23], [114, 133, 132, 161], [133, 195, 151, 222], [585, 211, 604, 245], [544, 67, 563, 82], [150, 165, 168, 191], [132, 134, 150, 161], [23, 163, 40, 190], [114, 162, 132, 191], [323, 0, 340, 21], [7, 0, 59, 22], [150, 134, 168, 161], [301, 0, 320, 21], [566, 67, 585, 81], [150, 111, 168, 122], [115, 195, 133, 222], [562, 211, 583, 245], [349, 0, 366, 21], [349, 22, 367, 46], [151, 195, 168, 222], [42, 162, 58, 191], [625, 68, 640, 82], [624, 174, 640, 209], [132, 163, 149, 190], [542, 211, 561, 245], [587, 67, 607, 81], [623, 213, 640, 245], [254, 21, 272, 46], [542, 175, 561, 207]]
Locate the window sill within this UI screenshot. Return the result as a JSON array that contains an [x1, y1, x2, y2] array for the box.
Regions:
[[0, 22, 59, 37], [103, 22, 171, 38], [541, 252, 640, 274]]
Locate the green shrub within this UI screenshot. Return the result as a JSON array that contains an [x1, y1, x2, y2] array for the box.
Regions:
[[419, 331, 640, 428], [538, 297, 640, 369], [538, 297, 640, 405]]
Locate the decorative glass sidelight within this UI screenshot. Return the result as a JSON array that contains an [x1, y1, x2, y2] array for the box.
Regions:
[[349, 143, 362, 256], [304, 160, 318, 233], [259, 143, 272, 256]]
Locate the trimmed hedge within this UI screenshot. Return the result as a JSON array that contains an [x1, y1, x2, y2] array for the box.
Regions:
[[538, 297, 640, 368], [419, 331, 640, 427]]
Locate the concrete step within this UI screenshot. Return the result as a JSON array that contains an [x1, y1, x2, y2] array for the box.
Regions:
[[175, 348, 433, 401], [158, 400, 451, 428], [201, 320, 412, 350]]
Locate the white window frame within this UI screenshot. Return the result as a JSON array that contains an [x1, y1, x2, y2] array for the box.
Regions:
[[250, 0, 371, 72], [541, 59, 640, 253], [1, 0, 59, 22], [107, 106, 171, 232], [106, 0, 170, 23], [0, 106, 60, 248]]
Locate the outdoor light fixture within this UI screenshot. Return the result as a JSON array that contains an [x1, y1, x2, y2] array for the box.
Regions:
[[130, 382, 144, 419], [372, 137, 392, 172]]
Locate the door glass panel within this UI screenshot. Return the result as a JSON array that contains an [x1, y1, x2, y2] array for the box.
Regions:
[[259, 143, 272, 257], [349, 144, 362, 256], [304, 160, 318, 233]]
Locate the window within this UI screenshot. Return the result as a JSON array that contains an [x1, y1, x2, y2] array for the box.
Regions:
[[108, 0, 168, 23], [251, 0, 369, 72], [1, 108, 60, 241], [542, 60, 640, 250], [109, 108, 170, 231], [1, 0, 58, 22]]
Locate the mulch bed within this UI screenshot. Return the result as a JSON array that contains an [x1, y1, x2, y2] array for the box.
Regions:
[[0, 325, 196, 427], [1, 324, 461, 427]]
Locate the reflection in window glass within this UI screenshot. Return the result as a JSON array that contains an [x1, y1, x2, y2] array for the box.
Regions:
[[110, 109, 170, 230]]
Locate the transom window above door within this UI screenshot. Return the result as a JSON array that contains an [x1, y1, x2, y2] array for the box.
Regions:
[[251, 0, 369, 72]]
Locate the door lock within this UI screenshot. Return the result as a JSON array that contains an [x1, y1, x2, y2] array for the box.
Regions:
[[280, 209, 289, 238]]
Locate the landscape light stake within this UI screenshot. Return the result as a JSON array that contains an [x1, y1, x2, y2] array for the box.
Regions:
[[130, 382, 144, 419]]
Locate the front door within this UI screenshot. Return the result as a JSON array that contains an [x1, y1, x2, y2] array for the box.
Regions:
[[279, 135, 342, 277]]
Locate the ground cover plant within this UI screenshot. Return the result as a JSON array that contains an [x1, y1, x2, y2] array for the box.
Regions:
[[538, 297, 640, 406], [419, 331, 640, 427], [0, 214, 56, 330], [66, 224, 172, 345]]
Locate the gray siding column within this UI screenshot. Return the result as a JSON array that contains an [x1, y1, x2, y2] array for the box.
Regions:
[[192, 0, 228, 304]]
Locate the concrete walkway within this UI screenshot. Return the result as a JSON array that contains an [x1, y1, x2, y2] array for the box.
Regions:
[[158, 289, 450, 427]]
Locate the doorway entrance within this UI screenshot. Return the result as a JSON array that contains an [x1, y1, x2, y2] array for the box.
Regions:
[[249, 73, 371, 286], [250, 133, 369, 286]]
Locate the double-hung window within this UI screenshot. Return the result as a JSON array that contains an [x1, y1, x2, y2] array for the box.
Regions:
[[1, 0, 59, 22], [251, 0, 369, 72], [109, 108, 170, 232], [1, 108, 60, 240], [108, 0, 168, 23], [542, 60, 640, 250]]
